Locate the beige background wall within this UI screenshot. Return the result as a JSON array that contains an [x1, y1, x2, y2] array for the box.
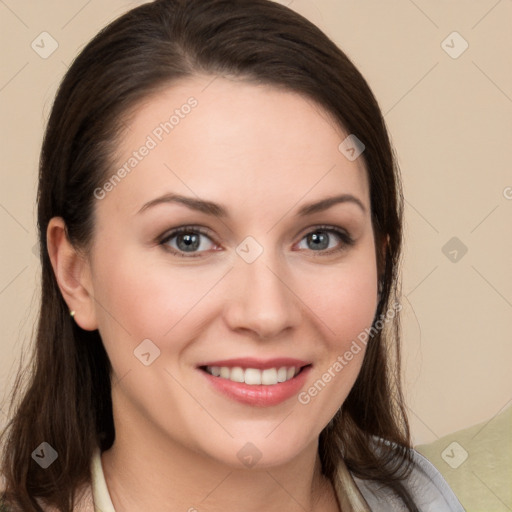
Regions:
[[1, 0, 511, 448]]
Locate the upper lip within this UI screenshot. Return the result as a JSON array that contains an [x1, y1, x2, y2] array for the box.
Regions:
[[197, 357, 312, 370]]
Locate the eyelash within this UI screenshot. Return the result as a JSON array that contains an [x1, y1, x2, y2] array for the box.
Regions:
[[158, 224, 354, 258]]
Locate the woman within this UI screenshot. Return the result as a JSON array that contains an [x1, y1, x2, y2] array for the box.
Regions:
[[0, 0, 464, 510]]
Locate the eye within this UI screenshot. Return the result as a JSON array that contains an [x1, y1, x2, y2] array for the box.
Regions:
[[296, 225, 354, 255], [160, 226, 218, 257], [159, 224, 354, 258]]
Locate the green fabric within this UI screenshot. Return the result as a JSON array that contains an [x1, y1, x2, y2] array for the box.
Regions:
[[416, 406, 512, 512]]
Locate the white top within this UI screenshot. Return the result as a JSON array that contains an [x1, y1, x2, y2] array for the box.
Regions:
[[90, 450, 116, 512], [90, 448, 465, 512]]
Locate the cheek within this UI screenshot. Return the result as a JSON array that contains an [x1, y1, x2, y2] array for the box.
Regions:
[[301, 254, 378, 348], [324, 276, 377, 347], [91, 246, 225, 354], [293, 251, 378, 411]]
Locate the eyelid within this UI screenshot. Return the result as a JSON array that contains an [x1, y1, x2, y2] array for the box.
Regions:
[[159, 225, 214, 244], [296, 223, 352, 241]]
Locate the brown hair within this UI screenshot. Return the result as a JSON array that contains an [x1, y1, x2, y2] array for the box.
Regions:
[[0, 0, 416, 510]]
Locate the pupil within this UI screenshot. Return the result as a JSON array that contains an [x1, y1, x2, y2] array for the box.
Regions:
[[178, 233, 200, 251], [309, 232, 328, 250]]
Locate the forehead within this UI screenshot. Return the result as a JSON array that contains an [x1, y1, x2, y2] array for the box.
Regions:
[[102, 76, 370, 217]]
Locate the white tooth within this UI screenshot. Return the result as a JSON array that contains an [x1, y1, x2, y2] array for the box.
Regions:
[[230, 366, 245, 383], [212, 366, 299, 385], [261, 368, 278, 385], [244, 368, 262, 385], [277, 367, 288, 382]]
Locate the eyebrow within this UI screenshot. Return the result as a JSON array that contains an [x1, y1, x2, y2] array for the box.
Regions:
[[137, 192, 366, 217]]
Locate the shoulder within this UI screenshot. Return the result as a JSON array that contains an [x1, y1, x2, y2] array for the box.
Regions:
[[351, 449, 465, 512], [0, 495, 9, 512], [72, 485, 95, 512], [1, 467, 94, 512], [34, 484, 94, 512]]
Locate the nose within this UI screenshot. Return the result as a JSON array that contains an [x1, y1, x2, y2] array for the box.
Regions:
[[222, 250, 303, 340]]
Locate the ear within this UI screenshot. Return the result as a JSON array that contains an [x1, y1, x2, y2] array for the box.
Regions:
[[46, 217, 98, 331]]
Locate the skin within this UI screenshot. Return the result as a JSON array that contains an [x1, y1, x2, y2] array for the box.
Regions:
[[48, 75, 379, 512]]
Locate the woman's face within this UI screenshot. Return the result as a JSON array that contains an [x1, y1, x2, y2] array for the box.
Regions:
[[84, 76, 378, 468]]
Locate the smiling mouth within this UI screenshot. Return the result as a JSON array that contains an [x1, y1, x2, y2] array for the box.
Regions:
[[199, 365, 311, 386]]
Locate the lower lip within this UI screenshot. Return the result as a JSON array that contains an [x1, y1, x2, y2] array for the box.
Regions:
[[199, 366, 312, 407]]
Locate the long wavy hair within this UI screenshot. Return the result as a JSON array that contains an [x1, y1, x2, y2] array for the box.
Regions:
[[0, 0, 415, 510]]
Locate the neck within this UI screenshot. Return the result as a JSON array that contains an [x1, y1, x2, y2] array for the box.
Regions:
[[101, 409, 339, 512]]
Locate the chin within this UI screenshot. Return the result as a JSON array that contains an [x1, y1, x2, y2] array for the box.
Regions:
[[194, 425, 318, 471]]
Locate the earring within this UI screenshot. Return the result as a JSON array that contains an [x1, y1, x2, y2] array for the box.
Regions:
[[70, 310, 76, 318]]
